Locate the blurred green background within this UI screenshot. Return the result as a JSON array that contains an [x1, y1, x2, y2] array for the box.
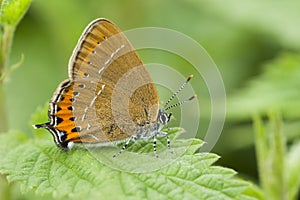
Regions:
[[4, 0, 300, 184]]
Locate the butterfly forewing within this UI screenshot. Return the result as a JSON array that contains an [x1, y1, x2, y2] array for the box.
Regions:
[[46, 19, 159, 147]]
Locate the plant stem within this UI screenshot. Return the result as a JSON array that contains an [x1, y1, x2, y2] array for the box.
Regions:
[[0, 25, 15, 132], [0, 175, 11, 200], [0, 84, 8, 132], [1, 25, 15, 79], [270, 113, 287, 200], [253, 115, 267, 199], [254, 113, 287, 200]]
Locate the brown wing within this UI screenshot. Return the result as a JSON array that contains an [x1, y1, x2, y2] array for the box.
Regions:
[[46, 19, 159, 146]]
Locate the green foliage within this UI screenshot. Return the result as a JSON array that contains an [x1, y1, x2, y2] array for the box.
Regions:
[[0, 0, 31, 138], [228, 53, 300, 120], [0, 110, 254, 200], [0, 0, 31, 26], [217, 52, 300, 154], [254, 112, 300, 200], [193, 0, 300, 49], [0, 0, 31, 78], [287, 141, 300, 200]]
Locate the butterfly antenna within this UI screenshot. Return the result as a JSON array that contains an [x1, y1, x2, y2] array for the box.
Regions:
[[163, 75, 193, 109], [165, 94, 197, 111]]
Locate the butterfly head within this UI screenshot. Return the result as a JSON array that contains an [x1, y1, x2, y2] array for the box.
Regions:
[[157, 109, 172, 126]]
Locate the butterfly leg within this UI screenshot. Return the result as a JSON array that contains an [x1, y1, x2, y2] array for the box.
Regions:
[[153, 133, 158, 158], [113, 135, 137, 158], [158, 131, 174, 154]]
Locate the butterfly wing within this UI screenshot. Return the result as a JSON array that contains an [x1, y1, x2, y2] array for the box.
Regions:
[[35, 19, 159, 149]]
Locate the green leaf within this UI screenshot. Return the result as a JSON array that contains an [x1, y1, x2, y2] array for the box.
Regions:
[[0, 110, 255, 199], [0, 131, 254, 199], [0, 0, 31, 27], [242, 184, 265, 200]]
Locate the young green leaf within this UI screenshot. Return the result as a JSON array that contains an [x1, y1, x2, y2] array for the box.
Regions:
[[0, 0, 31, 26]]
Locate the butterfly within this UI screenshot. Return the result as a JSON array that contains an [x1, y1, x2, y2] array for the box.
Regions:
[[33, 18, 195, 157]]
